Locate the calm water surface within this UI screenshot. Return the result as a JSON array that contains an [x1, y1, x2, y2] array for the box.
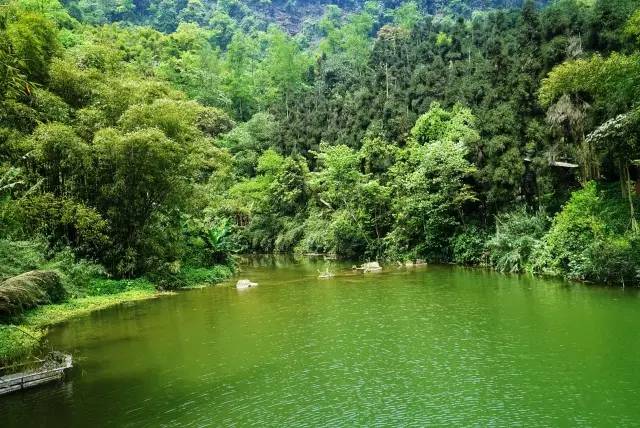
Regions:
[[2, 257, 640, 427]]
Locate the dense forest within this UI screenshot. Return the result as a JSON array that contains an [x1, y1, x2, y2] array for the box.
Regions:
[[60, 0, 547, 33], [2, 0, 640, 318]]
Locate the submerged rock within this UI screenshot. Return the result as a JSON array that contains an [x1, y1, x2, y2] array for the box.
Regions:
[[318, 270, 335, 279], [404, 259, 427, 268], [236, 279, 258, 289]]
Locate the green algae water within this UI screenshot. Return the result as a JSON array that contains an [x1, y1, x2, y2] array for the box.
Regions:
[[2, 257, 640, 427]]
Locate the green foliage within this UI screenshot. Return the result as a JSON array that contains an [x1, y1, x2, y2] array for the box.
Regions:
[[199, 221, 233, 263], [0, 270, 65, 317], [92, 127, 187, 276], [578, 234, 640, 285], [84, 277, 155, 296], [29, 88, 72, 124], [181, 265, 233, 287], [196, 106, 235, 138], [359, 131, 397, 178], [48, 58, 96, 107], [44, 248, 106, 297], [259, 28, 310, 116], [392, 1, 421, 29], [3, 7, 60, 83], [0, 239, 105, 299], [28, 122, 90, 195], [295, 142, 393, 258], [0, 240, 47, 281], [315, 143, 362, 203], [451, 226, 488, 266], [540, 183, 616, 273], [388, 139, 477, 260], [118, 99, 201, 143], [486, 208, 548, 273], [0, 325, 43, 364], [185, 218, 235, 266], [435, 32, 452, 47], [2, 0, 640, 292], [624, 9, 640, 45], [220, 112, 278, 176], [539, 53, 640, 115], [268, 155, 310, 217], [298, 214, 335, 254], [410, 102, 480, 147], [317, 7, 375, 75], [15, 193, 109, 257], [534, 182, 640, 284], [326, 210, 369, 257]]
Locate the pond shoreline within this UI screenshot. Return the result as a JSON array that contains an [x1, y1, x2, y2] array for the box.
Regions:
[[2, 254, 630, 368], [241, 252, 631, 290], [3, 259, 637, 426], [0, 266, 234, 366]]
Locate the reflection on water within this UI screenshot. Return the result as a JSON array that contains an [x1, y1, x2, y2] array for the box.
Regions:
[[1, 257, 639, 427]]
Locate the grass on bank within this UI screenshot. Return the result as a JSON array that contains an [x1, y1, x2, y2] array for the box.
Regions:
[[0, 265, 233, 366], [181, 265, 233, 288]]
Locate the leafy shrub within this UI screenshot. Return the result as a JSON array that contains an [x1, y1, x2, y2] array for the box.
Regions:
[[0, 240, 105, 298], [0, 325, 42, 364], [535, 182, 640, 284], [451, 225, 488, 266], [84, 277, 155, 297], [182, 265, 233, 286], [0, 239, 47, 281], [0, 99, 40, 133], [30, 88, 71, 123], [15, 194, 110, 257], [274, 218, 305, 253], [196, 106, 235, 138], [329, 210, 369, 259], [48, 58, 96, 108], [145, 262, 187, 290], [299, 210, 370, 259], [577, 234, 640, 285], [298, 214, 335, 254], [486, 208, 548, 273], [145, 262, 234, 291], [45, 248, 105, 297], [538, 182, 608, 274], [184, 218, 235, 265], [389, 140, 477, 261]]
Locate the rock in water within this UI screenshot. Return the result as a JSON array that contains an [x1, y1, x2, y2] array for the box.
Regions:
[[318, 270, 334, 279], [362, 262, 382, 273], [236, 279, 258, 289]]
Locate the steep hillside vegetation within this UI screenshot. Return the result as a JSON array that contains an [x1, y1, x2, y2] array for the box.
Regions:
[[61, 0, 548, 33]]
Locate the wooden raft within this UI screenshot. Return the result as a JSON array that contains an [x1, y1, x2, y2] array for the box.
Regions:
[[0, 353, 72, 395]]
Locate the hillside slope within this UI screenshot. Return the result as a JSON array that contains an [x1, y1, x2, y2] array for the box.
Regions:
[[62, 0, 548, 33]]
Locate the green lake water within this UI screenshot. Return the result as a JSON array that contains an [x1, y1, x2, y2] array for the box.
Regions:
[[2, 257, 640, 427]]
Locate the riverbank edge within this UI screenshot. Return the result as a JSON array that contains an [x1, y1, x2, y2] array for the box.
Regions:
[[289, 251, 620, 288], [0, 266, 234, 366]]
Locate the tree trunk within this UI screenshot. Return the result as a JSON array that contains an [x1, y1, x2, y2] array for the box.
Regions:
[[623, 162, 638, 233]]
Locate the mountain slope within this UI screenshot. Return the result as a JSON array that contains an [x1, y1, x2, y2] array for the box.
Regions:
[[62, 0, 548, 33]]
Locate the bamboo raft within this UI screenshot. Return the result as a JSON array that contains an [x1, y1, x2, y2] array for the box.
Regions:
[[0, 353, 72, 395]]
